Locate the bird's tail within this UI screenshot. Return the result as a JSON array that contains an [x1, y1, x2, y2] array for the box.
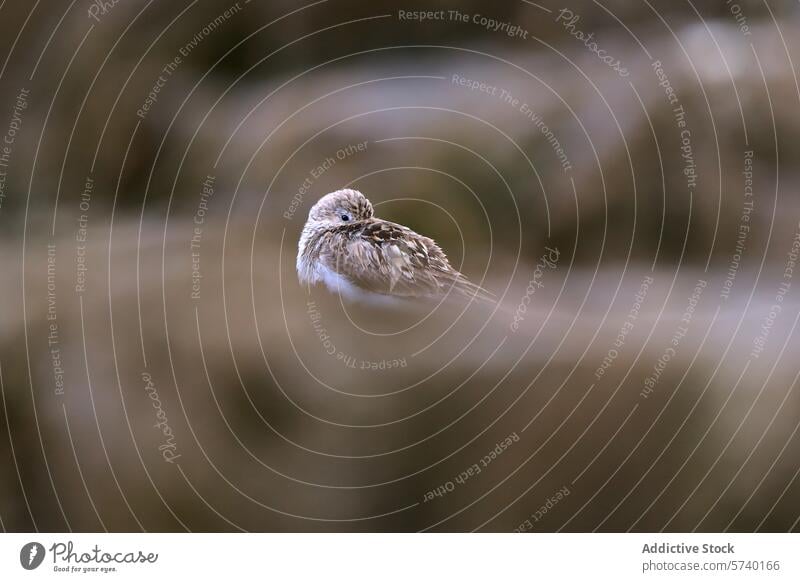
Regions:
[[448, 274, 497, 305]]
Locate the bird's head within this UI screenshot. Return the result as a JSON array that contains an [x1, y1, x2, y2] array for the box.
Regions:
[[307, 189, 374, 225]]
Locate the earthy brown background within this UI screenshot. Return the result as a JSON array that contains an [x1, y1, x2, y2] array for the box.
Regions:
[[0, 0, 798, 531]]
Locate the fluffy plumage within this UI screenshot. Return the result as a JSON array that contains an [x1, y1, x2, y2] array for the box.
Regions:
[[296, 189, 493, 303]]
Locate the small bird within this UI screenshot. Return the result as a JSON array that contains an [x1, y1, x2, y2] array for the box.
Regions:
[[296, 189, 494, 304]]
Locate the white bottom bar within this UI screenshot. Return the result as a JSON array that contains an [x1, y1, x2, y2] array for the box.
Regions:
[[1, 533, 798, 581]]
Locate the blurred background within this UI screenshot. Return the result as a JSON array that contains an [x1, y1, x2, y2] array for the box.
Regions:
[[0, 0, 799, 532]]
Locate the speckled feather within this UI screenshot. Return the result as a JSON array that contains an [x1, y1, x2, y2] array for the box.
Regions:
[[297, 189, 493, 302]]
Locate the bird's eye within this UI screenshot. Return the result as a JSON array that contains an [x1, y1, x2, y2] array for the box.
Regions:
[[340, 213, 351, 222]]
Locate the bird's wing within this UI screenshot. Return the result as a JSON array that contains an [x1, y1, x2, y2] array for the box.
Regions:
[[321, 220, 493, 300], [321, 220, 444, 297]]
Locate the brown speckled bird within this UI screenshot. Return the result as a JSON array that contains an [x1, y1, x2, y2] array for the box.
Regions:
[[296, 189, 493, 304]]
